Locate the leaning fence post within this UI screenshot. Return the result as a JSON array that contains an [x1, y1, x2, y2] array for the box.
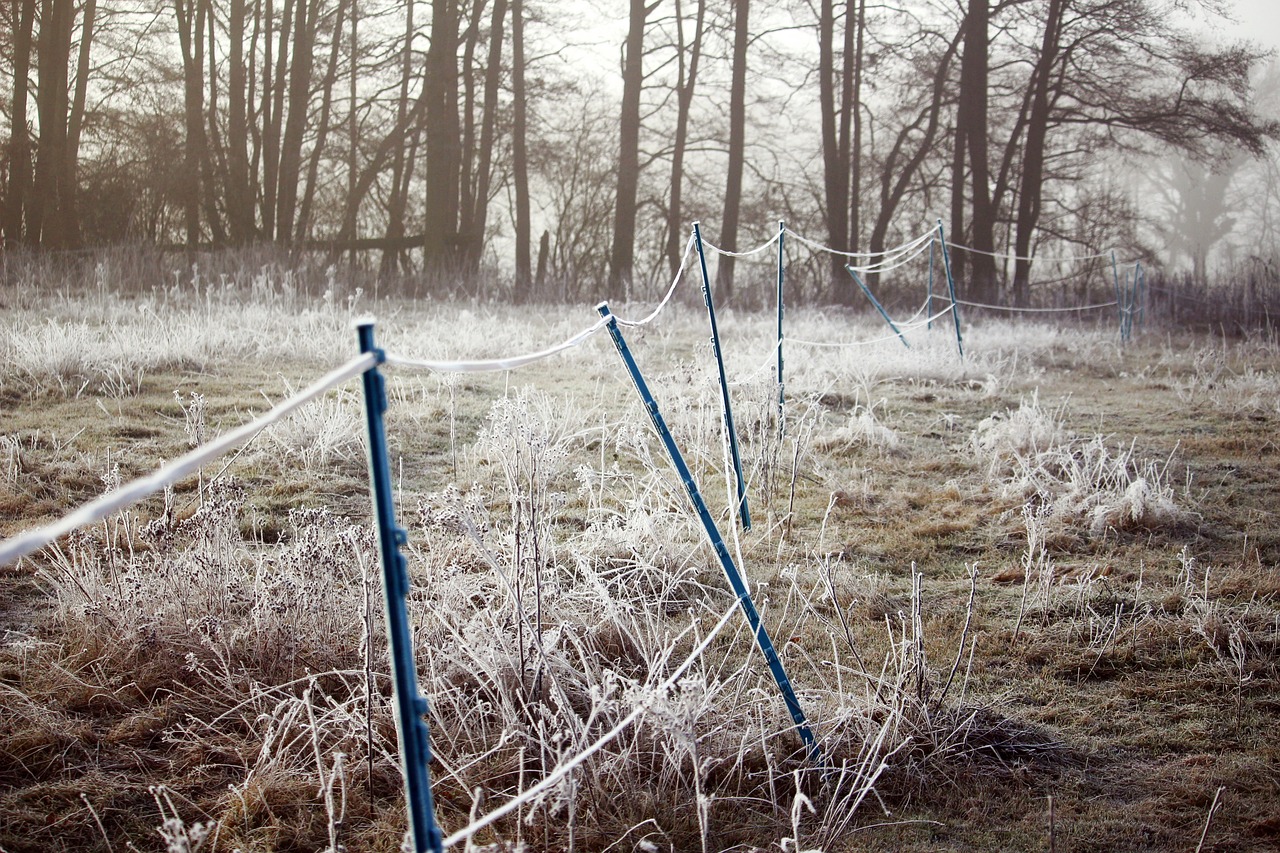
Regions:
[[596, 302, 823, 769], [776, 219, 786, 442], [1134, 261, 1146, 330], [692, 221, 751, 531], [936, 219, 964, 358], [1111, 250, 1123, 339], [1124, 271, 1135, 342], [846, 264, 910, 348], [927, 235, 936, 330], [357, 321, 444, 853]]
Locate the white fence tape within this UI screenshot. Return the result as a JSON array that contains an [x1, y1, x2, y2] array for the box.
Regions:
[[385, 318, 610, 374], [898, 297, 933, 326], [440, 596, 742, 849], [0, 352, 377, 567], [787, 305, 955, 349], [786, 227, 934, 263], [944, 241, 1115, 263], [847, 234, 936, 275], [702, 230, 782, 258], [614, 234, 695, 328], [0, 220, 1140, 566], [389, 233, 697, 367], [954, 298, 1118, 313]]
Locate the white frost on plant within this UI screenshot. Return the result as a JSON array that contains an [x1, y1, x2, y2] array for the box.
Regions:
[[975, 394, 1188, 538]]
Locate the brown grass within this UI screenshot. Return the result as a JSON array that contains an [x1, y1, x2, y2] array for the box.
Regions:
[[2, 292, 1279, 850]]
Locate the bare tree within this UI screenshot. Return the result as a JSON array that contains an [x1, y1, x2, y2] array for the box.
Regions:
[[381, 0, 417, 277], [2, 0, 36, 246], [295, 0, 350, 242], [275, 0, 322, 243], [955, 0, 997, 302], [609, 0, 654, 298], [225, 0, 254, 243], [817, 0, 851, 296], [31, 0, 96, 248], [716, 0, 749, 301], [1007, 0, 1276, 302], [1150, 153, 1244, 284], [511, 0, 531, 295], [666, 0, 706, 277], [424, 0, 461, 271]]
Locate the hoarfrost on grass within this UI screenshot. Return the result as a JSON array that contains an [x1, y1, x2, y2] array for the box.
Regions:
[[974, 394, 1188, 538]]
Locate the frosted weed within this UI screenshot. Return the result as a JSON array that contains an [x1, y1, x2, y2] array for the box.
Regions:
[[975, 394, 1188, 539]]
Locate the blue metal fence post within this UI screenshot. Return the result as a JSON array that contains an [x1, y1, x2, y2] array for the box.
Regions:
[[936, 219, 965, 358], [1111, 250, 1123, 339], [1123, 271, 1134, 342], [357, 321, 444, 853], [692, 221, 752, 531], [776, 220, 786, 442], [1131, 271, 1138, 336], [846, 264, 910, 348], [927, 235, 935, 330], [596, 302, 823, 768], [1134, 261, 1146, 330]]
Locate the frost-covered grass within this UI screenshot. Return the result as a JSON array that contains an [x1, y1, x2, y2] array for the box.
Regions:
[[973, 393, 1189, 539], [1, 278, 1279, 852]]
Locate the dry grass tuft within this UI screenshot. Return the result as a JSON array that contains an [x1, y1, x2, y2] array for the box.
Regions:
[[2, 286, 1279, 851]]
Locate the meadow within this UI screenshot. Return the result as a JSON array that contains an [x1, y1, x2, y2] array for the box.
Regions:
[[1, 262, 1278, 852]]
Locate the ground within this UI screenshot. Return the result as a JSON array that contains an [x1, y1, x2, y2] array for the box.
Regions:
[[0, 288, 1277, 851]]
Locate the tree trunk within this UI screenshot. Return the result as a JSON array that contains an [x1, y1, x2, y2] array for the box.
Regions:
[[848, 0, 865, 256], [716, 0, 749, 302], [609, 0, 649, 298], [1012, 0, 1064, 305], [458, 0, 506, 278], [276, 0, 319, 244], [31, 0, 75, 247], [3, 0, 37, 246], [666, 0, 705, 278], [202, 0, 227, 245], [949, 118, 967, 286], [818, 0, 849, 295], [457, 0, 480, 245], [60, 0, 95, 247], [227, 0, 254, 243], [992, 80, 1034, 219], [833, 0, 854, 299], [382, 0, 417, 278], [512, 0, 531, 295], [345, 0, 357, 264], [959, 0, 997, 302], [297, 0, 349, 242], [535, 229, 550, 295], [424, 0, 462, 273], [261, 0, 294, 240], [247, 0, 264, 224]]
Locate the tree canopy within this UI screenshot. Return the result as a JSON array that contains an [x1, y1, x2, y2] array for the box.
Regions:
[[1, 0, 1276, 300]]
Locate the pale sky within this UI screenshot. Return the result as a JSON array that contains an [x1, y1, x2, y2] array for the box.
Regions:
[[1213, 0, 1280, 52]]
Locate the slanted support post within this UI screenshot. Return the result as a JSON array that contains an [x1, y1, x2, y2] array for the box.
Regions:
[[1111, 250, 1124, 340], [357, 321, 444, 853], [596, 302, 823, 769], [927, 236, 935, 330], [936, 219, 964, 358], [846, 264, 910, 348], [1134, 261, 1146, 330]]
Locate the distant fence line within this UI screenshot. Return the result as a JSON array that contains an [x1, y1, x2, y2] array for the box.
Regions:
[[1144, 273, 1280, 334], [2, 218, 1276, 851], [3, 221, 1277, 334]]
